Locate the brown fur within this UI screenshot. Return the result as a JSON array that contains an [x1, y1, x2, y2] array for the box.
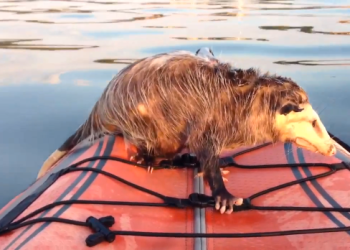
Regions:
[[38, 50, 336, 214]]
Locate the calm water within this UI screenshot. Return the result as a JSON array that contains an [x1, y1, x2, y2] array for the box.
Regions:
[[0, 0, 350, 209]]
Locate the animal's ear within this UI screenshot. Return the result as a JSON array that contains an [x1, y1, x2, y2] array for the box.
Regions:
[[195, 49, 200, 55], [209, 48, 214, 56], [279, 103, 304, 115]]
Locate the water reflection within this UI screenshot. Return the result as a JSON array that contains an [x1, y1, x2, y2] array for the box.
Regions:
[[25, 20, 55, 24], [258, 0, 293, 5], [0, 0, 350, 210], [59, 14, 95, 18], [0, 8, 92, 14], [0, 13, 165, 24], [94, 58, 136, 64], [172, 36, 269, 41], [83, 30, 163, 39], [274, 59, 350, 66], [211, 4, 350, 17], [142, 43, 350, 58], [252, 6, 350, 10], [199, 18, 227, 21], [260, 25, 350, 35], [0, 39, 98, 50], [143, 25, 186, 28]]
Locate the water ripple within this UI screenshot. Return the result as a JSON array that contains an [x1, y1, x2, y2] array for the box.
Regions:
[[260, 26, 350, 36], [0, 8, 93, 14], [172, 37, 269, 41], [143, 25, 185, 28], [0, 39, 98, 51], [0, 13, 165, 24], [199, 19, 227, 22], [93, 58, 136, 64], [142, 43, 350, 59], [274, 59, 350, 66]]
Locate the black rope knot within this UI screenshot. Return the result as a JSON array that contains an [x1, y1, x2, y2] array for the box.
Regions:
[[188, 193, 215, 208], [162, 196, 190, 208], [162, 193, 216, 208], [159, 153, 200, 169], [85, 216, 116, 247], [233, 198, 252, 212]]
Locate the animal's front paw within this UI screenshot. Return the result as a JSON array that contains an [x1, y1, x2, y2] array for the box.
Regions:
[[213, 187, 243, 214], [130, 152, 156, 173]]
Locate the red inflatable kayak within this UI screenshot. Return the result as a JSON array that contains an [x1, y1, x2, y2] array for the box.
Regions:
[[1, 133, 350, 249]]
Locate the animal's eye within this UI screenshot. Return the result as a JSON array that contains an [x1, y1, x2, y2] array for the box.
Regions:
[[279, 103, 303, 115], [312, 120, 316, 127]]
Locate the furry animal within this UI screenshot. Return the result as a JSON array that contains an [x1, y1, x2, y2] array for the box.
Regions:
[[38, 49, 337, 214]]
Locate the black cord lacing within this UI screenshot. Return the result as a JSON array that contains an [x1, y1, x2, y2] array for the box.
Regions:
[[1, 141, 350, 247]]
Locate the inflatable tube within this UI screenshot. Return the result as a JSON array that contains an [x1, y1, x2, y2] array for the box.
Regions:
[[1, 133, 350, 250]]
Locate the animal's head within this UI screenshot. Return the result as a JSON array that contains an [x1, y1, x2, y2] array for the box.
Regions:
[[272, 83, 336, 157]]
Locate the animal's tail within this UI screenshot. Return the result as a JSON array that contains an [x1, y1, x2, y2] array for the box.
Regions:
[[37, 107, 99, 179]]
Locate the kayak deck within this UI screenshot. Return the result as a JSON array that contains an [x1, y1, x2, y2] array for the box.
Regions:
[[0, 135, 350, 249], [206, 142, 350, 250]]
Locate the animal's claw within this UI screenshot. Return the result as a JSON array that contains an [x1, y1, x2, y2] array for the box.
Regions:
[[221, 169, 230, 175], [129, 151, 156, 173], [213, 188, 243, 214], [129, 153, 143, 164], [147, 166, 154, 173]]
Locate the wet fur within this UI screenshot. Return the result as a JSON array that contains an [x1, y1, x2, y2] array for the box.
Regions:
[[39, 50, 330, 214]]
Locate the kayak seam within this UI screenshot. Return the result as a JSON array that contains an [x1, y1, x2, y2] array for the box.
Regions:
[[0, 145, 88, 222], [14, 136, 114, 250], [284, 143, 350, 235], [193, 166, 207, 250], [2, 144, 94, 250], [194, 167, 201, 250], [199, 169, 206, 250], [297, 148, 350, 228]]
